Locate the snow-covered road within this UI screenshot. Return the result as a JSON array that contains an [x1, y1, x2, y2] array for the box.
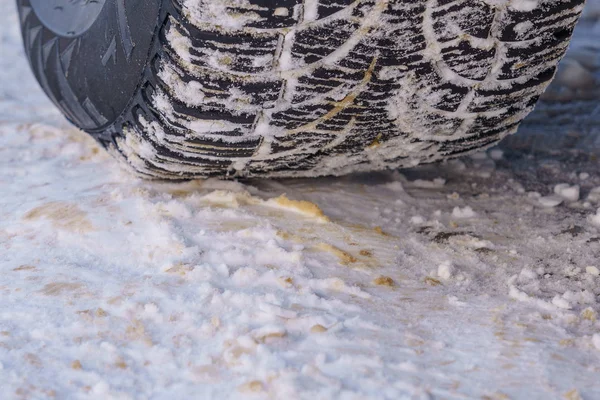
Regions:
[[1, 1, 600, 399]]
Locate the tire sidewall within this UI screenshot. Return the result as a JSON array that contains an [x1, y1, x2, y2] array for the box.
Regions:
[[18, 0, 161, 132]]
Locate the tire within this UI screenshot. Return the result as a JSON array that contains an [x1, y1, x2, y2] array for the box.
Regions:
[[17, 0, 586, 179]]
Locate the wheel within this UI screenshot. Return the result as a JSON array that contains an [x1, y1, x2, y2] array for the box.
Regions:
[[17, 0, 586, 179]]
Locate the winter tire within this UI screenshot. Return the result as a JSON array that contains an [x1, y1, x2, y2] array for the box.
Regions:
[[17, 0, 586, 179]]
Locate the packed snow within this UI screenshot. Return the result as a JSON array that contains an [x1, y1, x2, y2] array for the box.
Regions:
[[1, 0, 600, 399]]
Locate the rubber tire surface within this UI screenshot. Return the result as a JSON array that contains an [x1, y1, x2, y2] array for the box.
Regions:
[[17, 0, 586, 179]]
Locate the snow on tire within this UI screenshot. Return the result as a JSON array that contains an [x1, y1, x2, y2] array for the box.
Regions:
[[18, 0, 586, 179]]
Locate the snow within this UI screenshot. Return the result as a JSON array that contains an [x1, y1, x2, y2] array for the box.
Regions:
[[552, 295, 572, 310], [554, 183, 581, 202], [451, 206, 477, 219], [509, 0, 539, 12], [1, 0, 600, 399], [586, 266, 600, 276], [593, 334, 600, 350], [589, 208, 600, 226], [489, 149, 504, 161], [436, 261, 455, 280], [538, 195, 564, 208]]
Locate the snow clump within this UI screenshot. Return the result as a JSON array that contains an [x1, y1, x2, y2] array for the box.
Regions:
[[589, 208, 600, 226], [452, 206, 477, 219], [437, 261, 455, 280], [554, 183, 580, 202]]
